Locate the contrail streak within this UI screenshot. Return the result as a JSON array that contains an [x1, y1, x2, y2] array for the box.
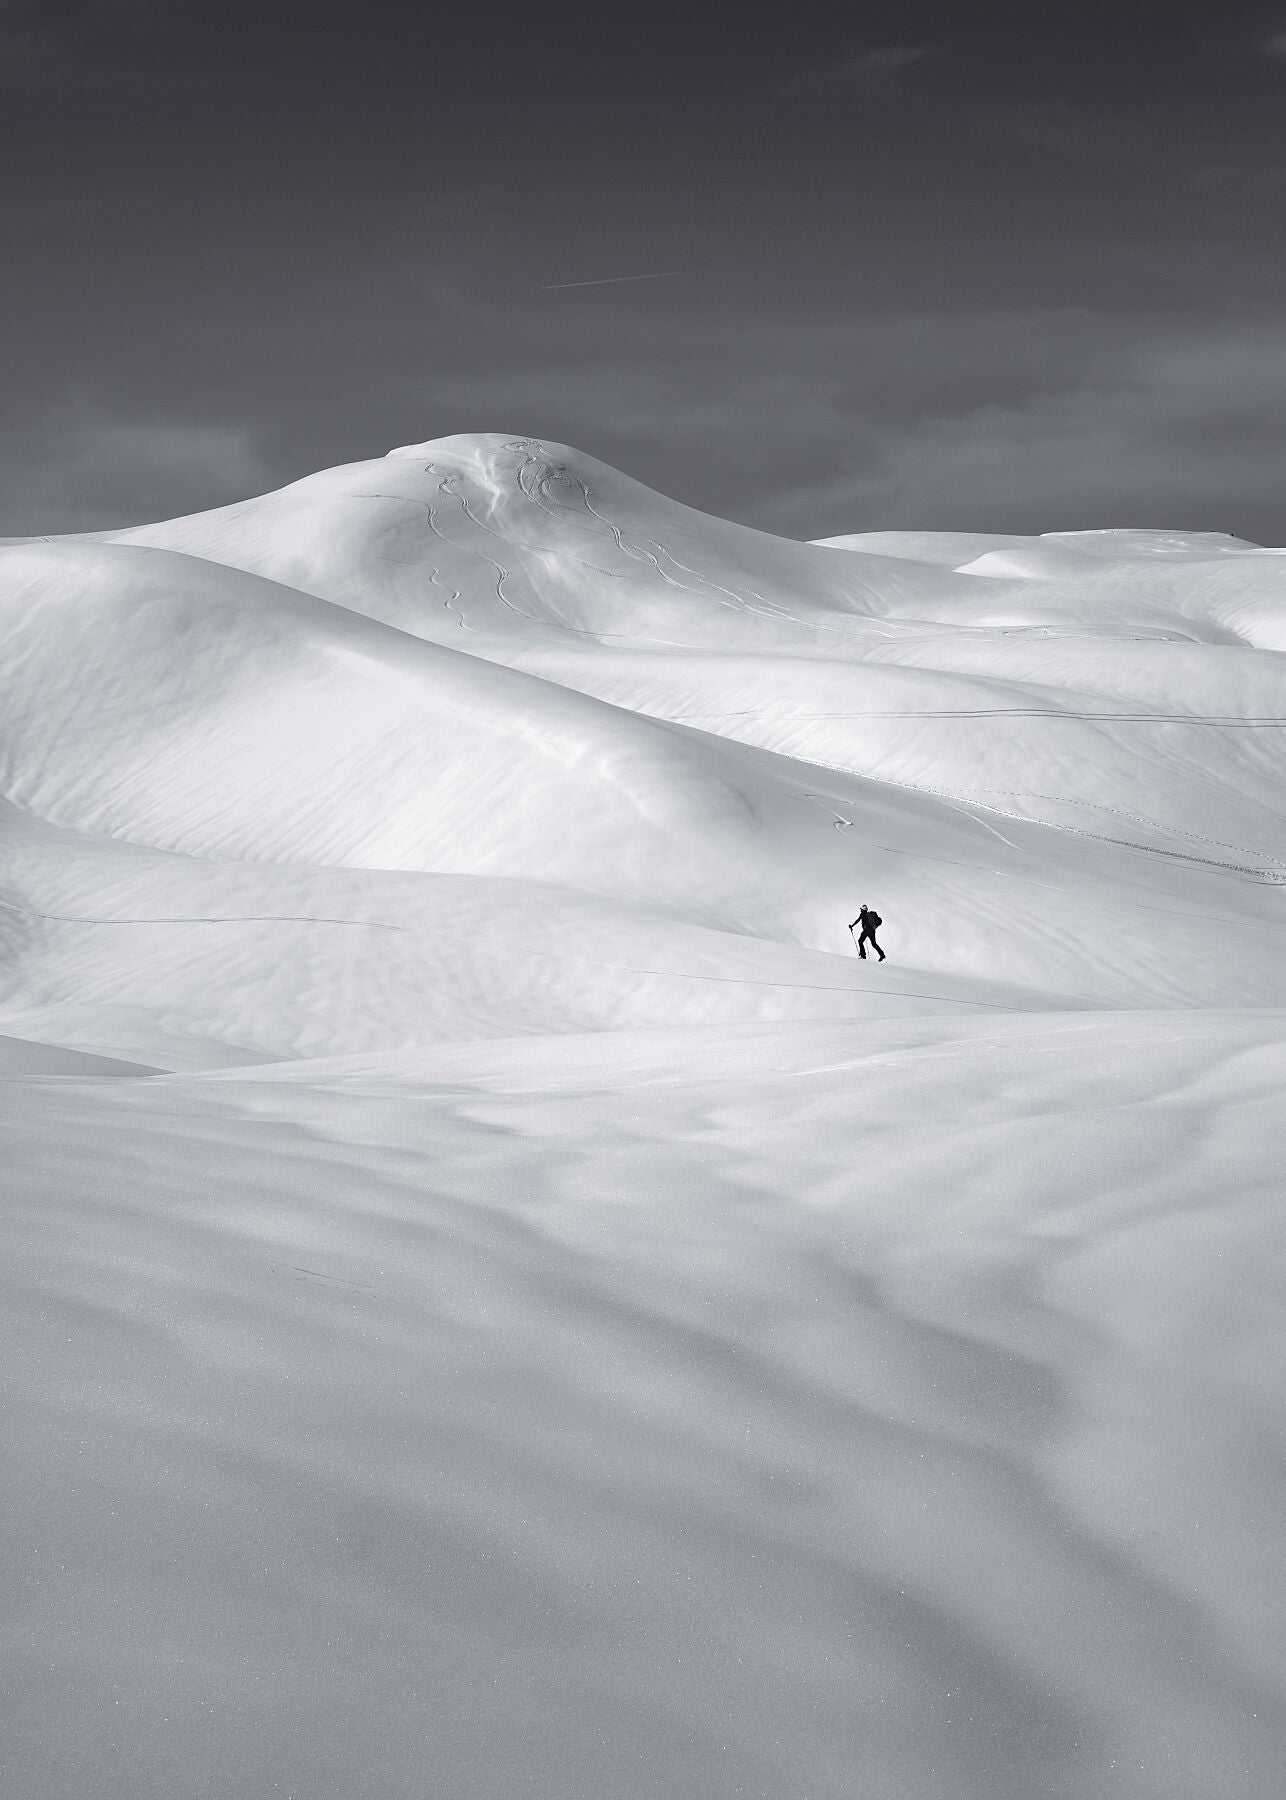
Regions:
[[543, 270, 686, 290]]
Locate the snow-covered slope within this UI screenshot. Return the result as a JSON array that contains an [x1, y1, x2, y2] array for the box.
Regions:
[[4, 435, 1286, 1798], [5, 438, 1286, 1059]]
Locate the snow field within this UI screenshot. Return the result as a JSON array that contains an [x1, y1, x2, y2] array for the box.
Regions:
[[5, 1014, 1286, 1799], [4, 434, 1286, 1797]]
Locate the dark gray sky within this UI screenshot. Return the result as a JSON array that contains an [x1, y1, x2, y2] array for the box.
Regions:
[[5, 0, 1286, 539]]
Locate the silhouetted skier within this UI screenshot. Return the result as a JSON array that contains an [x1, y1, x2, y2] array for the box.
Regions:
[[850, 904, 885, 962]]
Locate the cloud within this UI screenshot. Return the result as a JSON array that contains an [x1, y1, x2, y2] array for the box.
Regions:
[[9, 302, 1286, 552], [1264, 28, 1286, 57], [0, 407, 274, 534], [785, 45, 935, 96], [983, 101, 1166, 163], [415, 308, 1286, 544], [752, 327, 1286, 540]]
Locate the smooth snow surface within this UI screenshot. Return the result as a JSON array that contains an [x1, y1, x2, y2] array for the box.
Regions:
[[5, 435, 1286, 1797]]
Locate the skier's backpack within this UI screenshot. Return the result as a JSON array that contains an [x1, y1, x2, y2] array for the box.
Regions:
[[867, 912, 882, 930]]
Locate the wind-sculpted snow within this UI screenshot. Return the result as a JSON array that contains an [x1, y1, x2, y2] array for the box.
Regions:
[[6, 1016, 1286, 1799], [4, 434, 1286, 1796]]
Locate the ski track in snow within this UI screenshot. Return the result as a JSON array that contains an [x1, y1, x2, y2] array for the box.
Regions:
[[509, 438, 858, 639], [6, 431, 1286, 1800], [0, 895, 408, 929], [0, 893, 1030, 1011]]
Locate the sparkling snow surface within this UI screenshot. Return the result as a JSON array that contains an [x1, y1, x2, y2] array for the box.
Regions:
[[4, 436, 1286, 1797]]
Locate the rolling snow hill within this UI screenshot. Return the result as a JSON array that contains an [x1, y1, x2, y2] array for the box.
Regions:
[[4, 436, 1286, 1799]]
